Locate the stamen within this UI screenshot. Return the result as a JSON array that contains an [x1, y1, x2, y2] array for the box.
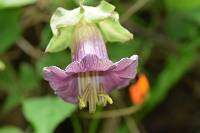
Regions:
[[88, 84, 95, 113], [85, 72, 89, 88], [98, 83, 113, 106], [92, 72, 98, 103], [96, 72, 104, 104], [78, 85, 90, 109], [78, 96, 86, 109], [78, 72, 113, 112], [78, 72, 99, 113], [98, 94, 113, 104], [81, 73, 85, 92], [82, 85, 89, 104]]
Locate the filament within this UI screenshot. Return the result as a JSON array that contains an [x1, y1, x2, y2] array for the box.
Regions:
[[78, 72, 113, 113]]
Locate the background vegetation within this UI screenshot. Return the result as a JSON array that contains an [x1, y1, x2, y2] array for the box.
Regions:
[[0, 0, 199, 132]]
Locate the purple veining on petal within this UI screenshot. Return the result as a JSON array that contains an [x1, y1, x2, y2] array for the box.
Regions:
[[65, 54, 113, 73], [55, 77, 78, 103], [43, 66, 69, 91], [43, 66, 78, 103], [101, 55, 138, 92], [72, 23, 108, 61]]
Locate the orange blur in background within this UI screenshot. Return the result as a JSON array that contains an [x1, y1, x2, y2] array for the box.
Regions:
[[129, 73, 150, 105]]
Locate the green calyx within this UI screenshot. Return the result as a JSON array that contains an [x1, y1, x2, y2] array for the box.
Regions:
[[45, 0, 133, 53]]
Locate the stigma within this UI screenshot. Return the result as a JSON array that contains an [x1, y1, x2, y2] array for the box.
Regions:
[[77, 72, 113, 113]]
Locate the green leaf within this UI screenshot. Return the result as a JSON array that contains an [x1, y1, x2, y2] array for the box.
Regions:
[[0, 0, 36, 9], [0, 64, 18, 91], [0, 64, 22, 111], [99, 18, 133, 42], [22, 96, 77, 133], [20, 63, 39, 90], [3, 93, 22, 112], [45, 27, 74, 52], [0, 126, 23, 133], [0, 9, 21, 54]]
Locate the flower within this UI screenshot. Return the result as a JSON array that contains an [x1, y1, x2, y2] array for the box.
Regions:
[[43, 1, 138, 112], [44, 23, 138, 112], [129, 73, 150, 105]]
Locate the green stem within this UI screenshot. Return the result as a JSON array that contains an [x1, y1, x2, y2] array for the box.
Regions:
[[71, 114, 82, 133], [88, 106, 103, 133]]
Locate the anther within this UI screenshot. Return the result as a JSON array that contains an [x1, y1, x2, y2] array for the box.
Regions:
[[97, 83, 113, 106]]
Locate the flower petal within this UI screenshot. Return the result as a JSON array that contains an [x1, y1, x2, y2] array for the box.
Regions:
[[65, 54, 113, 73], [101, 55, 138, 92], [55, 77, 78, 103], [113, 55, 138, 78], [43, 66, 78, 103]]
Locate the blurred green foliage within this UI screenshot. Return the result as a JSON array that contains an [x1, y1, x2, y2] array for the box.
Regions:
[[0, 126, 23, 133], [0, 9, 21, 53], [0, 0, 199, 132], [0, 0, 36, 9], [23, 96, 77, 133]]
